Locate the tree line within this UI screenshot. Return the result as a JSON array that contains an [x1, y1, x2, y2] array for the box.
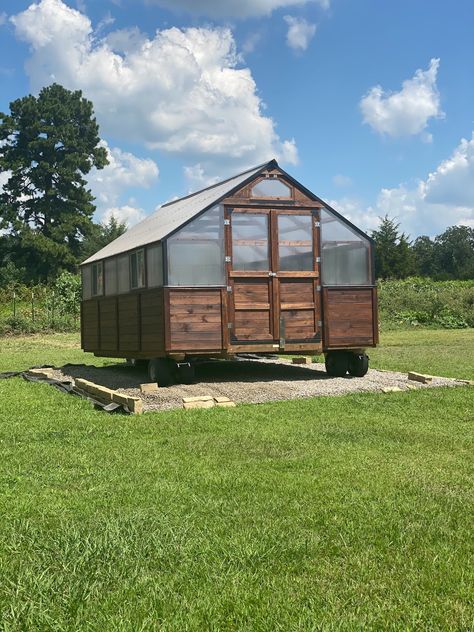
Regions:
[[1, 83, 473, 288]]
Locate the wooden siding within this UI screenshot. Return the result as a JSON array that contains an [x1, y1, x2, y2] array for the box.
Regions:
[[323, 287, 377, 348], [168, 288, 223, 351], [81, 288, 165, 357]]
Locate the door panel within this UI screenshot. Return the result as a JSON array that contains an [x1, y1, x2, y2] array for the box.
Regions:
[[232, 278, 273, 341], [228, 208, 321, 346]]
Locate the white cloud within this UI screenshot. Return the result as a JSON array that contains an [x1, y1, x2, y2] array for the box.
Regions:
[[283, 15, 316, 51], [183, 164, 220, 192], [143, 0, 329, 19], [329, 134, 474, 237], [87, 141, 159, 220], [101, 205, 146, 227], [332, 174, 352, 188], [360, 58, 444, 138], [12, 0, 298, 178]]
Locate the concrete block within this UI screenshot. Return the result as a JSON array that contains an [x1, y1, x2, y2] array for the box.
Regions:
[[183, 400, 215, 409], [215, 401, 236, 408], [408, 372, 432, 384], [214, 396, 231, 403], [292, 357, 312, 365], [140, 382, 159, 393], [382, 386, 403, 393], [182, 396, 214, 403], [27, 368, 54, 379]]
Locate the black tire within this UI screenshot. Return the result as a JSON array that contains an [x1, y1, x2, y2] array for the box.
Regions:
[[148, 358, 175, 387], [176, 362, 195, 385], [325, 351, 349, 377], [348, 353, 369, 377]]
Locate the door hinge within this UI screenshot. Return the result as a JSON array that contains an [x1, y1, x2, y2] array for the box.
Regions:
[[318, 320, 322, 327], [225, 256, 231, 263], [316, 285, 321, 292], [316, 256, 321, 263], [227, 323, 233, 329], [227, 285, 232, 292], [314, 221, 320, 228], [224, 219, 230, 226]]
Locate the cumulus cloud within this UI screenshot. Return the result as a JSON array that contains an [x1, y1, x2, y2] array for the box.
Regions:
[[101, 205, 146, 227], [329, 134, 474, 237], [183, 164, 220, 192], [12, 0, 298, 178], [144, 0, 329, 19], [87, 141, 159, 222], [283, 15, 316, 51], [360, 58, 444, 138]]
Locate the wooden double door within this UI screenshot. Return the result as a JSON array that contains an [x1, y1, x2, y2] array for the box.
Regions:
[[227, 208, 321, 347]]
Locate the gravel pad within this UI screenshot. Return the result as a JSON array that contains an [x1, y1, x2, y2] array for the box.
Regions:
[[51, 359, 465, 413]]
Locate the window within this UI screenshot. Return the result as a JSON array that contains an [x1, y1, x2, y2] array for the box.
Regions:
[[232, 213, 269, 271], [105, 258, 117, 295], [147, 244, 163, 287], [82, 265, 92, 300], [251, 177, 291, 198], [117, 254, 130, 293], [278, 215, 313, 271], [167, 205, 225, 286], [91, 262, 103, 296], [320, 208, 371, 285], [130, 250, 145, 289]]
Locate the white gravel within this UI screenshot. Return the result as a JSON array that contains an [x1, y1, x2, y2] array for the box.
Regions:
[[53, 358, 466, 413]]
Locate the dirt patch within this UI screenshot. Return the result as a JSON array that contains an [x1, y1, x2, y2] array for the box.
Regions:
[[51, 358, 466, 413]]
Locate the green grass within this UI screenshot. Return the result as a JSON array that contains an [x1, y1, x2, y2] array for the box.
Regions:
[[0, 331, 473, 630]]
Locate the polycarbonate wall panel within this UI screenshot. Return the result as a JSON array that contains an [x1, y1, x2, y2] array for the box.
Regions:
[[105, 258, 117, 295], [117, 254, 130, 293], [251, 178, 291, 198], [82, 265, 92, 299], [232, 213, 269, 271], [147, 243, 163, 287], [321, 208, 371, 286], [167, 205, 225, 286], [278, 215, 313, 271]]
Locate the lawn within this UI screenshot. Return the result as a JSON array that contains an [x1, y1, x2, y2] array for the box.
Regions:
[[0, 330, 473, 630]]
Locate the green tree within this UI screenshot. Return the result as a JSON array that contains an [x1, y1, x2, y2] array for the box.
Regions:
[[412, 235, 437, 277], [0, 83, 108, 282], [434, 225, 474, 280], [371, 215, 414, 279], [80, 215, 127, 261]]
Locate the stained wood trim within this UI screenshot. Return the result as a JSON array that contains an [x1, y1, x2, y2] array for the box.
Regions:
[[372, 287, 380, 344], [276, 271, 319, 278], [221, 287, 230, 348], [229, 271, 270, 278], [164, 288, 171, 351]]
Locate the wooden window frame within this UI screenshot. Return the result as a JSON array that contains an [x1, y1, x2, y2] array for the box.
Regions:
[[129, 249, 146, 290], [91, 261, 104, 297]]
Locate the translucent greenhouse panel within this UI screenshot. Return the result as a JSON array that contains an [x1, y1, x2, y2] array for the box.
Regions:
[[167, 204, 225, 286], [278, 215, 313, 271], [130, 250, 145, 289], [82, 265, 91, 299], [232, 213, 269, 271], [117, 254, 130, 293], [105, 258, 117, 295], [92, 262, 103, 296], [251, 178, 291, 198], [320, 208, 371, 285], [147, 243, 163, 287]]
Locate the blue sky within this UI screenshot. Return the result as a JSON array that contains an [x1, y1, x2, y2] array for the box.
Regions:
[[1, 0, 473, 237]]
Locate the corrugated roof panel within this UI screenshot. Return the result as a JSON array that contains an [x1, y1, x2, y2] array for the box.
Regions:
[[82, 161, 271, 265]]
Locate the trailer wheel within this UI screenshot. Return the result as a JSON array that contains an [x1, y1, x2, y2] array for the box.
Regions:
[[325, 351, 349, 377], [176, 362, 195, 385], [348, 353, 369, 377], [148, 358, 175, 387]]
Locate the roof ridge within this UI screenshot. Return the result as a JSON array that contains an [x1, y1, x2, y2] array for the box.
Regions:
[[160, 159, 276, 208]]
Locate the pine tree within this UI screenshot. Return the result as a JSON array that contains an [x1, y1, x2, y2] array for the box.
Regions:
[[0, 84, 108, 282], [371, 216, 414, 279]]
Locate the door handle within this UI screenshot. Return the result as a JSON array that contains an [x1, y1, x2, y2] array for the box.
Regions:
[[268, 272, 277, 277]]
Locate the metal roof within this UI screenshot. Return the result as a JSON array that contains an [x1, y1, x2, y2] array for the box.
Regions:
[[82, 160, 274, 265]]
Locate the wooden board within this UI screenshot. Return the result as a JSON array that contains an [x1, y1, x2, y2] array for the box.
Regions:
[[323, 287, 377, 348], [167, 288, 222, 351]]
